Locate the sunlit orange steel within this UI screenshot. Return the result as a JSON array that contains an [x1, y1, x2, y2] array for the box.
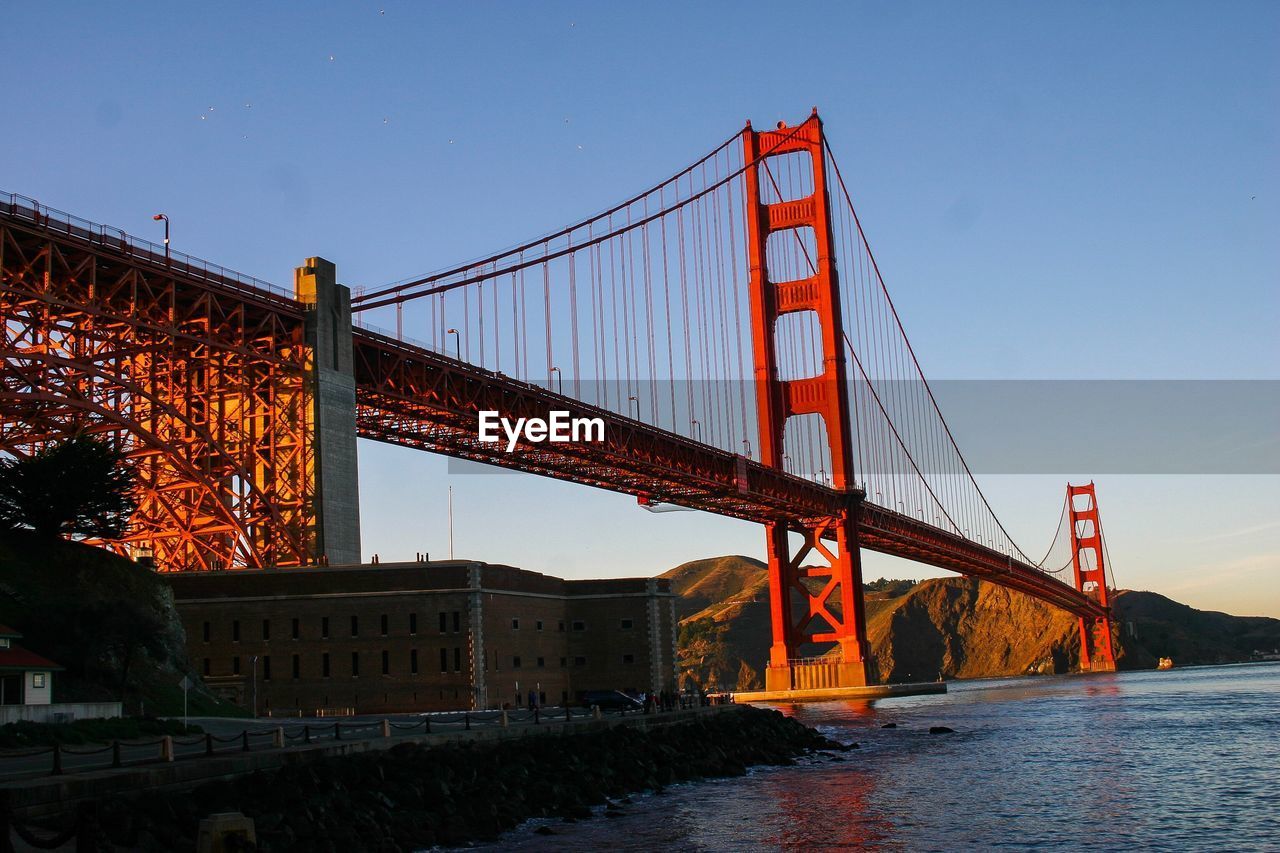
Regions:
[[0, 196, 314, 570], [1068, 482, 1118, 671]]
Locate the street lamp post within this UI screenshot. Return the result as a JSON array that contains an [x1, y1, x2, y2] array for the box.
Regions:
[[152, 213, 169, 264], [549, 366, 562, 394], [628, 395, 640, 420], [690, 419, 701, 441], [446, 328, 461, 360], [250, 655, 259, 719]]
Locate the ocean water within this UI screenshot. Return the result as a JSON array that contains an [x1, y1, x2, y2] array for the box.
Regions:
[[476, 662, 1280, 851]]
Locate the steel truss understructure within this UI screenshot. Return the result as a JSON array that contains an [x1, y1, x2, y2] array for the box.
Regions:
[[0, 196, 313, 571]]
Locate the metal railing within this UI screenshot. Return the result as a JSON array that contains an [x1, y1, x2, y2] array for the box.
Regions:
[[0, 702, 683, 780], [785, 654, 845, 667], [1, 190, 296, 304]]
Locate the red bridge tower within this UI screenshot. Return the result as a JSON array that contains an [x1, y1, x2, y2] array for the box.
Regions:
[[1068, 482, 1117, 672], [743, 111, 874, 690]]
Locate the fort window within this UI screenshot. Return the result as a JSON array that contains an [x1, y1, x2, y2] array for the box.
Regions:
[[439, 648, 448, 673], [351, 651, 360, 677], [380, 614, 389, 636], [410, 649, 419, 675], [572, 620, 586, 631], [453, 647, 461, 672], [452, 611, 461, 633], [263, 656, 272, 681], [573, 656, 586, 667], [350, 615, 359, 637], [202, 621, 210, 642], [511, 618, 520, 630], [622, 654, 634, 664], [620, 619, 633, 630], [513, 656, 522, 669], [232, 656, 241, 675], [439, 612, 447, 633], [292, 655, 300, 679], [203, 658, 210, 676], [322, 653, 330, 678], [537, 657, 545, 668], [322, 617, 330, 639], [232, 620, 240, 642], [262, 619, 271, 641], [536, 620, 543, 631], [291, 618, 300, 640], [381, 650, 390, 675], [409, 613, 418, 635]]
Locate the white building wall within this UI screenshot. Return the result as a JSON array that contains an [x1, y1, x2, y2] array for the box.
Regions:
[[25, 671, 53, 705]]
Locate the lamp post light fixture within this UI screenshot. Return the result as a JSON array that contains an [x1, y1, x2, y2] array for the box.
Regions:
[[152, 213, 169, 264], [690, 419, 701, 441], [250, 654, 259, 719], [628, 395, 640, 420], [549, 366, 562, 394], [446, 328, 461, 360]]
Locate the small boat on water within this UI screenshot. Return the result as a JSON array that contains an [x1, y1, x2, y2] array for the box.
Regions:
[[1157, 657, 1174, 670]]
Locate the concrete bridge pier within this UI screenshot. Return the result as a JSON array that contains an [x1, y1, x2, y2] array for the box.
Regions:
[[295, 258, 362, 566]]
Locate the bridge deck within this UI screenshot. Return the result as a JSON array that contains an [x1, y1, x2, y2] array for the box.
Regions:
[[353, 329, 1105, 620]]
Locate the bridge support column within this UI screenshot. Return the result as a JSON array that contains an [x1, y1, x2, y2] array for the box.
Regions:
[[1068, 482, 1116, 672], [295, 258, 362, 566], [763, 507, 874, 692], [744, 111, 876, 691]]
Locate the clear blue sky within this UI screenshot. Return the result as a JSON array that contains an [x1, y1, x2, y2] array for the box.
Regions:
[[3, 2, 1276, 615]]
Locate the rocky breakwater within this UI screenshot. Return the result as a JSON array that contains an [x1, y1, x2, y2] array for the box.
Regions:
[[91, 707, 851, 850]]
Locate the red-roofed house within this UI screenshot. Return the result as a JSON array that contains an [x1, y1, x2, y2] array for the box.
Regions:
[[0, 624, 61, 707]]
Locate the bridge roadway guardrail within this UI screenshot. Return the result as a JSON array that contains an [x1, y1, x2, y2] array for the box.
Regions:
[[0, 704, 686, 781], [1, 190, 296, 304]]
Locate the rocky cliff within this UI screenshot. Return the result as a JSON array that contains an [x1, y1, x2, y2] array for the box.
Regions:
[[664, 556, 1280, 689]]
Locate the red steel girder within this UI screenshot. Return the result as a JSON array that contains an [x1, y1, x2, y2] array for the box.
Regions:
[[352, 328, 846, 524], [1, 199, 314, 572]]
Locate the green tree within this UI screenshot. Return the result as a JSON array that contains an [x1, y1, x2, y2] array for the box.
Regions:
[[0, 434, 135, 539], [79, 598, 169, 703]]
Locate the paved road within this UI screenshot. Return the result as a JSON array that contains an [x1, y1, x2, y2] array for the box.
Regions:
[[0, 706, 627, 781]]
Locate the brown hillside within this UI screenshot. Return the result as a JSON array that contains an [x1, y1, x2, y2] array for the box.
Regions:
[[1112, 590, 1280, 665], [670, 557, 1280, 690], [866, 577, 1081, 681], [659, 555, 766, 620]]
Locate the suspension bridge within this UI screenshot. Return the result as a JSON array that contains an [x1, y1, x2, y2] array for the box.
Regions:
[[0, 109, 1117, 692]]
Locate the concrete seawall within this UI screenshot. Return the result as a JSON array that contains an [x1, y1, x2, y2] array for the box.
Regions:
[[1, 706, 732, 820], [734, 681, 947, 703], [4, 704, 849, 850]]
